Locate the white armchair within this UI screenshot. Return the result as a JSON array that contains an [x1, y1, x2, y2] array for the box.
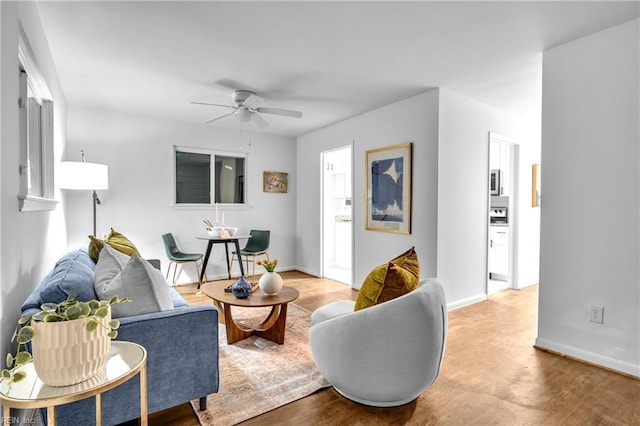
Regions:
[[309, 278, 447, 407]]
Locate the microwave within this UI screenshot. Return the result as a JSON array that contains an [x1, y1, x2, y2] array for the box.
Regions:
[[490, 169, 502, 196]]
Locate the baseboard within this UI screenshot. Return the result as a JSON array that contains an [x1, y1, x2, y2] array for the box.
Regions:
[[534, 337, 640, 378], [447, 293, 488, 311], [172, 266, 300, 285], [515, 281, 538, 290], [295, 266, 320, 277]]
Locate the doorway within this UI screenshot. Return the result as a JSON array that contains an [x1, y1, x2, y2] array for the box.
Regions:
[[487, 132, 519, 294], [321, 145, 353, 285]]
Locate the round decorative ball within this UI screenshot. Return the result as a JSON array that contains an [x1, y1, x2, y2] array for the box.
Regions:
[[231, 276, 252, 299], [258, 272, 283, 295]]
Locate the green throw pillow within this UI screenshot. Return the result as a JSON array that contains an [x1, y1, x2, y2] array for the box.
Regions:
[[354, 247, 420, 311], [88, 228, 140, 262]]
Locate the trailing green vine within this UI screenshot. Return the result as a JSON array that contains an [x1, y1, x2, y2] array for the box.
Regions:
[[2, 293, 130, 394]]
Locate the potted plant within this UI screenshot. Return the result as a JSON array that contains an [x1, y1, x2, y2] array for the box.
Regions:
[[257, 259, 283, 295], [2, 293, 130, 392]]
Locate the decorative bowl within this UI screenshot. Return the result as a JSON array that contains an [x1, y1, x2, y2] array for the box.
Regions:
[[224, 227, 239, 237], [207, 227, 224, 237]]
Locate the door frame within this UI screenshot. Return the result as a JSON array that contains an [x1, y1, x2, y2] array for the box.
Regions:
[[320, 143, 354, 285], [487, 132, 520, 292]]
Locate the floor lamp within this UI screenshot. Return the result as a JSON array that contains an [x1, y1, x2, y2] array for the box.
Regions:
[[58, 150, 109, 237]]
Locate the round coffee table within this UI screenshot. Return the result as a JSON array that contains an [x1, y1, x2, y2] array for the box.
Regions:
[[201, 281, 299, 344]]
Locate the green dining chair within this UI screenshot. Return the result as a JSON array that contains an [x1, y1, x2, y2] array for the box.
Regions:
[[231, 230, 270, 278], [162, 233, 208, 285]]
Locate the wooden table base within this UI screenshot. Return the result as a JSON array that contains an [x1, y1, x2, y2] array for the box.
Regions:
[[214, 301, 290, 344]]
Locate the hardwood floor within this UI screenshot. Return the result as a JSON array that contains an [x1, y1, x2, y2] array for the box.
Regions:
[[146, 272, 639, 425]]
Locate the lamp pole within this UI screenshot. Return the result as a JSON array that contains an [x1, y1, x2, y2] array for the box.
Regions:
[[92, 190, 100, 237], [82, 150, 102, 237]]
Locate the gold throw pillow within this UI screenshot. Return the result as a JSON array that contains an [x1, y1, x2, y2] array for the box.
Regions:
[[88, 228, 140, 262], [354, 247, 420, 311]]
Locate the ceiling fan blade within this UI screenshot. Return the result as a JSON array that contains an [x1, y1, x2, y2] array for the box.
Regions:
[[256, 107, 303, 118], [243, 94, 264, 108], [203, 111, 235, 124], [191, 101, 235, 109], [251, 112, 269, 128]]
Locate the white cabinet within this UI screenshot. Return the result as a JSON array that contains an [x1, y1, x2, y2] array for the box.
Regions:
[[334, 221, 352, 269], [325, 148, 352, 198], [333, 173, 345, 197], [489, 139, 511, 196], [330, 173, 352, 198], [489, 226, 509, 280]]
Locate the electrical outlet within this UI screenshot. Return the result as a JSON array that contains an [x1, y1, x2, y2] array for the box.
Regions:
[[589, 305, 604, 324]]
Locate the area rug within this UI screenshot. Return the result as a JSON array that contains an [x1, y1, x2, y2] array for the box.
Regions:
[[191, 304, 330, 425]]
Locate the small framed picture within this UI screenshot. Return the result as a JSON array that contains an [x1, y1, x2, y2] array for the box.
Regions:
[[365, 142, 412, 234], [263, 171, 288, 193]]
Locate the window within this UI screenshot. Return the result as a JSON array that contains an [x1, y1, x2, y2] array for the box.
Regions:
[[17, 28, 57, 212], [174, 147, 246, 205]]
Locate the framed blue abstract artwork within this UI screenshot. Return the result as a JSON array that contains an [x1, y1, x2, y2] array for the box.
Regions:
[[365, 142, 412, 234]]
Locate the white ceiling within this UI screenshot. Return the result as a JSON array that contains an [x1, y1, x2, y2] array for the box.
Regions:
[[36, 1, 639, 138]]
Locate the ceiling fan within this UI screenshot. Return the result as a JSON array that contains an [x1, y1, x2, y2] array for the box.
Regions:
[[191, 90, 303, 128]]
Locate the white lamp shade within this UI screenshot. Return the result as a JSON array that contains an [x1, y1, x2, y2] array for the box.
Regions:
[[57, 162, 109, 190]]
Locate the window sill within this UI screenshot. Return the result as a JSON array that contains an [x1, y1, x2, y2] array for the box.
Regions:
[[18, 195, 59, 212], [170, 203, 250, 210]]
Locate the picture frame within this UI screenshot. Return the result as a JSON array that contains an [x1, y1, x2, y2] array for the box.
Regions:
[[263, 171, 288, 193], [532, 164, 541, 207], [365, 142, 412, 234]]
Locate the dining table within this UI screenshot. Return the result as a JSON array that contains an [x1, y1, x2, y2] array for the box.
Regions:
[[196, 234, 251, 289]]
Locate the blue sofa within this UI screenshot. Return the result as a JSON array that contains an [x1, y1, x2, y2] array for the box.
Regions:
[[20, 249, 219, 425]]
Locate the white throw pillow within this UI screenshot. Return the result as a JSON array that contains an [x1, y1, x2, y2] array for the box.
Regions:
[[94, 244, 130, 295], [95, 249, 173, 318]]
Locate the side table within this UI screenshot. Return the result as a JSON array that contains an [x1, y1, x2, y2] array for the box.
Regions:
[[0, 341, 147, 426]]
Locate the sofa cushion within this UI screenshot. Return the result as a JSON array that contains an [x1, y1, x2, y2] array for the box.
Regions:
[[22, 249, 98, 312], [354, 247, 420, 311], [95, 250, 174, 318], [88, 228, 140, 262]]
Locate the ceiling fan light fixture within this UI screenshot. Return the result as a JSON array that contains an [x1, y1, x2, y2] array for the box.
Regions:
[[235, 108, 252, 123], [193, 88, 302, 128]]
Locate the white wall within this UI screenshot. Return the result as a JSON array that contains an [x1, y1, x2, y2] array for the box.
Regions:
[[297, 90, 440, 289], [0, 2, 68, 361], [297, 87, 541, 308], [437, 89, 540, 308], [537, 19, 639, 376], [65, 106, 297, 281], [516, 106, 542, 288]]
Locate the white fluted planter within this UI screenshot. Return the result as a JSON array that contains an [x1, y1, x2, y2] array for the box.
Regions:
[[258, 272, 283, 295], [31, 308, 111, 387]]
